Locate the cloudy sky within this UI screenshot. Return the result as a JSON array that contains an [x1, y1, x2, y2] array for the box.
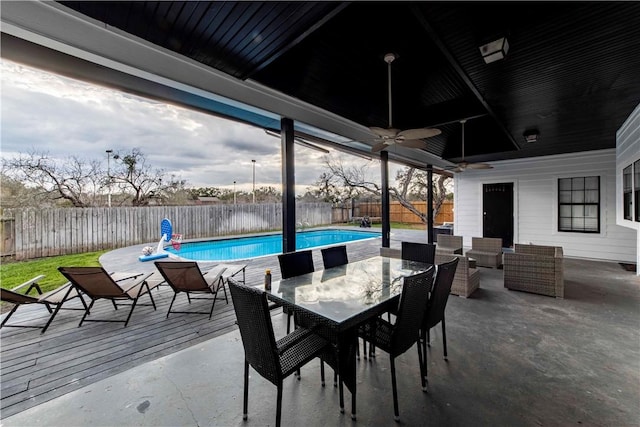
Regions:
[[1, 59, 402, 193]]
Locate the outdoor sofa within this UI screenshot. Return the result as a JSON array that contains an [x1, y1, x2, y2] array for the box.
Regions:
[[503, 244, 564, 298]]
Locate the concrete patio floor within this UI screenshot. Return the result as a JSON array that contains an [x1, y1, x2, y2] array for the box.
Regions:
[[1, 229, 639, 426]]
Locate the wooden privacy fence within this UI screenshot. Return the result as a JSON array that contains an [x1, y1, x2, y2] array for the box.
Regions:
[[2, 203, 331, 261], [357, 201, 453, 224], [331, 206, 350, 223]]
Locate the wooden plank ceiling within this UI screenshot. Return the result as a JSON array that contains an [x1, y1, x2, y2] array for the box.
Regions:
[[55, 1, 640, 165]]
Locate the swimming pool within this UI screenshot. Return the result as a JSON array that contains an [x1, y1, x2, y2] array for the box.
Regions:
[[164, 229, 381, 262]]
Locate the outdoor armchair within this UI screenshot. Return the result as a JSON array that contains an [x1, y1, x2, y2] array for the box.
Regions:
[[154, 261, 228, 319], [58, 267, 156, 327], [434, 253, 479, 298], [465, 237, 503, 268], [0, 275, 87, 333], [435, 235, 463, 255]]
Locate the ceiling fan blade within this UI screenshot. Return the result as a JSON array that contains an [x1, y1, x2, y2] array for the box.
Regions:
[[397, 128, 441, 140], [369, 127, 400, 138], [399, 139, 430, 149], [371, 141, 390, 152], [466, 163, 493, 169]]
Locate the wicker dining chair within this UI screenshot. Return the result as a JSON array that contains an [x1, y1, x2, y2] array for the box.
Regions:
[[401, 241, 436, 265], [374, 241, 435, 333], [228, 278, 331, 427], [357, 266, 435, 421], [418, 257, 459, 389], [277, 250, 315, 333], [278, 249, 315, 279], [321, 245, 349, 269], [320, 245, 348, 381]]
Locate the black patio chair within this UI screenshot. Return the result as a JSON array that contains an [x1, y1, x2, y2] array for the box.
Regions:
[[357, 266, 435, 421], [228, 278, 331, 427], [418, 257, 459, 389], [320, 244, 365, 362], [278, 249, 315, 279], [277, 249, 315, 333], [401, 241, 436, 265], [320, 245, 349, 378], [321, 245, 349, 269], [375, 241, 435, 332]]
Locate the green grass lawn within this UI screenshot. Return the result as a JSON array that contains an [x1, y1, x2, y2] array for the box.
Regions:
[[0, 250, 108, 293]]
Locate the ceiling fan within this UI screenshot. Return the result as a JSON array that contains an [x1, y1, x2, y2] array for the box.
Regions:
[[448, 119, 493, 172], [369, 53, 441, 153]]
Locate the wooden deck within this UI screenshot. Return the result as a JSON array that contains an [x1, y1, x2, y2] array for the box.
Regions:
[[0, 232, 385, 418]]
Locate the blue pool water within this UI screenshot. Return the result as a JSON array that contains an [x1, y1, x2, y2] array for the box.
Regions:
[[164, 229, 381, 262]]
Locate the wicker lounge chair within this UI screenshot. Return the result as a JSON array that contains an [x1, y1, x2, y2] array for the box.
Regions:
[[435, 253, 479, 298], [154, 261, 228, 319], [228, 279, 331, 427], [504, 244, 564, 298], [58, 267, 156, 327], [465, 237, 503, 268], [435, 235, 463, 255], [0, 275, 87, 333], [358, 267, 435, 421]]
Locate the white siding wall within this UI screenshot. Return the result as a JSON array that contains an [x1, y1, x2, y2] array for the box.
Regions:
[[615, 102, 640, 272], [454, 149, 636, 263]]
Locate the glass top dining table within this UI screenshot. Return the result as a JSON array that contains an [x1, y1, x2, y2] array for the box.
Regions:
[[266, 255, 433, 332], [261, 255, 433, 419]]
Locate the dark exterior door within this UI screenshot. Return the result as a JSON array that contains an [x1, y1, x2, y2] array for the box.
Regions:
[[483, 183, 514, 248]]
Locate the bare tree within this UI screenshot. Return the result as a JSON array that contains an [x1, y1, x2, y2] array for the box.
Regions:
[[300, 171, 361, 204], [110, 148, 180, 206], [0, 173, 50, 208], [189, 187, 226, 199], [158, 173, 191, 205], [254, 186, 282, 203], [395, 168, 451, 221], [1, 151, 102, 207], [321, 154, 451, 223]]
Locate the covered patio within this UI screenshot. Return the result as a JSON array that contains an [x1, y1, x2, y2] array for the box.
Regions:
[[1, 230, 639, 426], [1, 2, 639, 426]]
